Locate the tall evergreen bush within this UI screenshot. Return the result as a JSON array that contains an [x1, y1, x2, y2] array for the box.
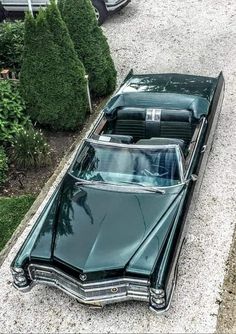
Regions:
[[59, 0, 117, 97], [20, 3, 88, 131]]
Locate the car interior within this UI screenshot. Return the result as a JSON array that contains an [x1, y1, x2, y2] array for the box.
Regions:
[[92, 105, 202, 161]]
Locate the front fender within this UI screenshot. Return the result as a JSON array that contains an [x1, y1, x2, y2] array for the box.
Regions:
[[149, 188, 187, 312], [11, 186, 61, 270], [126, 190, 185, 276]]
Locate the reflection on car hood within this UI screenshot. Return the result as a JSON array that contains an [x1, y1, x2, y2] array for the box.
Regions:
[[50, 175, 184, 273]]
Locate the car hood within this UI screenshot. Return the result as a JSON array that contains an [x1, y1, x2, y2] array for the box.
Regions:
[[53, 175, 184, 272], [30, 175, 184, 275]]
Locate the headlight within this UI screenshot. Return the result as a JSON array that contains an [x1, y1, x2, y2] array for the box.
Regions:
[[11, 267, 29, 289], [151, 297, 165, 305], [150, 287, 165, 298], [11, 267, 24, 274], [150, 288, 166, 308]]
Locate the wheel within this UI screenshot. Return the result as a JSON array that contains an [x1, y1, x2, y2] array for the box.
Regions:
[[92, 0, 108, 25]]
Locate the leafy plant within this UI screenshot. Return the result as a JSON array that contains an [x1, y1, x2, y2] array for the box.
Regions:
[[0, 80, 30, 143], [59, 0, 117, 97], [0, 146, 8, 186], [0, 21, 25, 72], [12, 127, 51, 169], [20, 3, 89, 131]]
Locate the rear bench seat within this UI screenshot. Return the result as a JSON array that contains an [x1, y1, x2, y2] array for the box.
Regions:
[[113, 107, 195, 143], [114, 107, 146, 141]]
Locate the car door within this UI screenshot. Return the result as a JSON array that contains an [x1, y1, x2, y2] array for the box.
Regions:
[[185, 72, 225, 187]]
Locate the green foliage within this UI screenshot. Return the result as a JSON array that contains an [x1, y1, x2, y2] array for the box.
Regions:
[[20, 4, 88, 131], [59, 0, 117, 97], [0, 21, 25, 72], [0, 80, 30, 143], [0, 146, 8, 186], [12, 127, 51, 169], [0, 195, 35, 251]]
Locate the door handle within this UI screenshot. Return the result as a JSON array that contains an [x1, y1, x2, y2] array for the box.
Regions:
[[201, 145, 207, 153]]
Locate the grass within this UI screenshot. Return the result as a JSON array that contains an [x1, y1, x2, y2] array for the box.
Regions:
[[0, 195, 35, 251]]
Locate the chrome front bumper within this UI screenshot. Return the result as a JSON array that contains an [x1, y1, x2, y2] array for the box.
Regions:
[[12, 264, 174, 313], [26, 264, 149, 307], [106, 0, 131, 12]]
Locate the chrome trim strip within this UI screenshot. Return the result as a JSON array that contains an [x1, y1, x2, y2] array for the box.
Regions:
[[85, 137, 180, 150], [28, 264, 149, 287], [106, 0, 130, 12], [12, 282, 32, 292], [146, 108, 161, 122], [175, 146, 184, 183], [184, 117, 207, 179]]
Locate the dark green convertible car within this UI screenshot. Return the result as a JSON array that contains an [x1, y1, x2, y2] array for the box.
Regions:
[[11, 71, 224, 313]]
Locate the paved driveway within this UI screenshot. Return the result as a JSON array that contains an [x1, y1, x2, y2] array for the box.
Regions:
[[1, 0, 236, 332]]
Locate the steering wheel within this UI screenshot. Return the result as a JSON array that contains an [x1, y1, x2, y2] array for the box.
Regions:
[[142, 165, 169, 177]]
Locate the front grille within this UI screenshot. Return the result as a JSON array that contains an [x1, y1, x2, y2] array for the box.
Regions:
[[28, 264, 149, 306]]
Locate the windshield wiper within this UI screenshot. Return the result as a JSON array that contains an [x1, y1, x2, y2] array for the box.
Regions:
[[75, 179, 110, 187], [117, 181, 165, 194]]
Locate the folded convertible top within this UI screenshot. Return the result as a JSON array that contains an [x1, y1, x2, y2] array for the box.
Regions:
[[104, 72, 220, 119]]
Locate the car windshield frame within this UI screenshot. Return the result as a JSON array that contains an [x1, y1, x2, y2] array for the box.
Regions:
[[69, 138, 184, 190]]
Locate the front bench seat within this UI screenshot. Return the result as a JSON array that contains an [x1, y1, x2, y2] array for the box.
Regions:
[[92, 134, 134, 144], [137, 137, 186, 152], [137, 138, 182, 184]]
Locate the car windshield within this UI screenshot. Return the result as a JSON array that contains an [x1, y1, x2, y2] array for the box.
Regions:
[[70, 141, 182, 188]]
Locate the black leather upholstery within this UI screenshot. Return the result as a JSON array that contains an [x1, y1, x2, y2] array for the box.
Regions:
[[101, 134, 134, 144], [137, 137, 186, 151], [112, 107, 194, 143], [92, 134, 134, 144], [160, 109, 191, 122], [115, 108, 146, 140], [116, 107, 146, 120]]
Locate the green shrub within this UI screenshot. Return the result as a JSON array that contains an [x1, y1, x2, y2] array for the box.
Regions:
[[20, 4, 89, 131], [0, 21, 25, 72], [59, 0, 117, 97], [0, 80, 30, 143], [0, 146, 8, 186], [12, 127, 51, 169]]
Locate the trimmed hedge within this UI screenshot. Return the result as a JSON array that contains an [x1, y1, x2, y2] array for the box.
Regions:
[[59, 0, 117, 97], [20, 3, 89, 131]]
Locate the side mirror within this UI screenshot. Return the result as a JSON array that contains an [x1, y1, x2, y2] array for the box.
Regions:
[[191, 174, 198, 182]]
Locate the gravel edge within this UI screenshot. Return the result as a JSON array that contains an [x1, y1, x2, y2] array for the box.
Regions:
[[216, 229, 236, 333]]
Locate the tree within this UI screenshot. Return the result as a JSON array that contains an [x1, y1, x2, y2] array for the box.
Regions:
[[20, 4, 88, 131], [19, 13, 38, 120], [59, 0, 117, 97]]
